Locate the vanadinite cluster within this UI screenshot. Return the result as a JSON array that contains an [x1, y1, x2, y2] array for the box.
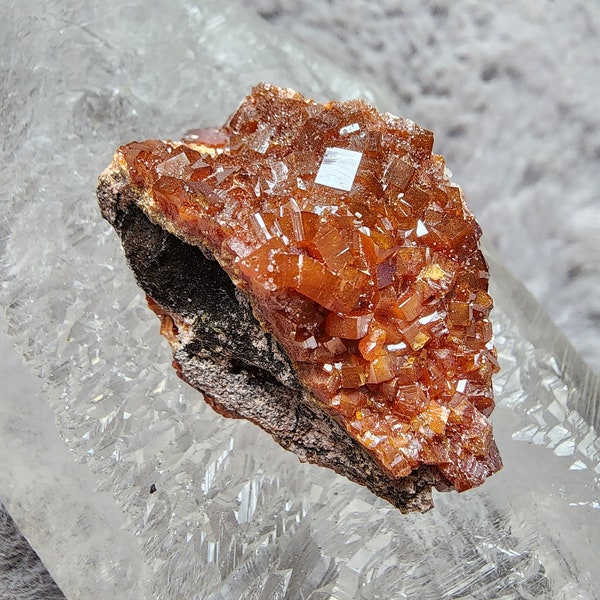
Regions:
[[119, 84, 502, 491]]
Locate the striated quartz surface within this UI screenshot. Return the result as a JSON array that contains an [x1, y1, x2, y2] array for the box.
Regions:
[[118, 83, 501, 491], [2, 1, 599, 598]]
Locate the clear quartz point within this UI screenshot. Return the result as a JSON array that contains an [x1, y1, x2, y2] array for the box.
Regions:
[[0, 1, 598, 599]]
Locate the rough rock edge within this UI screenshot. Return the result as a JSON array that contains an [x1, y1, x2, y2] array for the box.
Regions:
[[97, 156, 451, 513]]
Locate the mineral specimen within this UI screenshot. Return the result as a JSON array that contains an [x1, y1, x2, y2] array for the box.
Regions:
[[98, 83, 501, 509]]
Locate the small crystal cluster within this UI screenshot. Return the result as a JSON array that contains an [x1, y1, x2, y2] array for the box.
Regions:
[[119, 84, 501, 491]]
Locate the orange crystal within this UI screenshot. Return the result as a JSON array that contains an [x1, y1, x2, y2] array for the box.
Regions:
[[119, 84, 502, 491]]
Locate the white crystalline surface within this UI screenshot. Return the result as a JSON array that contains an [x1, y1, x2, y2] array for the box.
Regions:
[[315, 147, 363, 191], [0, 1, 599, 599]]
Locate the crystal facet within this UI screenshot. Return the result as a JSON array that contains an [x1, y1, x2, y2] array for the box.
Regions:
[[314, 147, 363, 191]]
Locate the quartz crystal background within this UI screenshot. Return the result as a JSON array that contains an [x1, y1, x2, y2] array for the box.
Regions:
[[0, 1, 599, 599]]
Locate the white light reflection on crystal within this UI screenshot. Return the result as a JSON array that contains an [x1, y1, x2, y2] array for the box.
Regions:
[[156, 153, 190, 178], [314, 147, 362, 191], [386, 342, 407, 352], [251, 212, 272, 241], [416, 219, 428, 237], [339, 123, 360, 135]]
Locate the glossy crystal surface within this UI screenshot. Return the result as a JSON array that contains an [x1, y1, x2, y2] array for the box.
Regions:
[[0, 1, 598, 599], [118, 83, 501, 491]]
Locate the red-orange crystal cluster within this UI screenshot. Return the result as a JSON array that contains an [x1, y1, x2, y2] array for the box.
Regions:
[[119, 84, 502, 491]]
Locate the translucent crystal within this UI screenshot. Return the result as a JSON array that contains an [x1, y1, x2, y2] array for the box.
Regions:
[[0, 1, 598, 599]]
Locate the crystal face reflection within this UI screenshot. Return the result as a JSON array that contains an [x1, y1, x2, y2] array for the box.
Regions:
[[315, 146, 363, 191]]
